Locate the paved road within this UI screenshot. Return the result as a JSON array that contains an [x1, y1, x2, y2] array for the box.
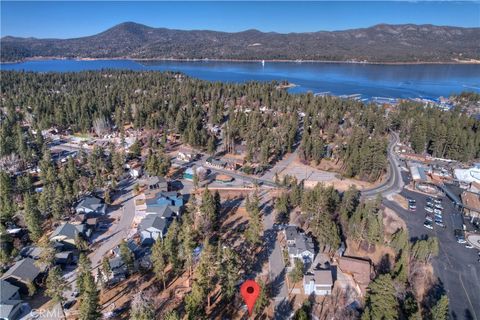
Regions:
[[384, 189, 480, 320], [89, 178, 136, 267], [259, 191, 290, 319], [362, 132, 404, 198]]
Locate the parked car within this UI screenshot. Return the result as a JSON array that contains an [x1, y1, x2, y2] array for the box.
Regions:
[[455, 229, 466, 243], [423, 220, 433, 230], [425, 215, 433, 222], [425, 206, 434, 213], [434, 198, 442, 204], [63, 300, 76, 309], [435, 220, 445, 228], [465, 243, 474, 249], [435, 204, 444, 210], [434, 209, 442, 215]]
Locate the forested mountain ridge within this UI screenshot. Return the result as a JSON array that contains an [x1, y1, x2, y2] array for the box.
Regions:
[[2, 22, 479, 63]]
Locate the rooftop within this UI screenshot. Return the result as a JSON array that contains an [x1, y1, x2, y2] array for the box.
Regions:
[[304, 269, 333, 286], [1, 258, 44, 283], [461, 191, 480, 211]]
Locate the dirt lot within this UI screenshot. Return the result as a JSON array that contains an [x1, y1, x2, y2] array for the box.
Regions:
[[281, 157, 377, 192], [383, 206, 407, 236]]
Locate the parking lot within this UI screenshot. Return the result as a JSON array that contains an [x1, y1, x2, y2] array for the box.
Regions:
[[384, 188, 480, 320]]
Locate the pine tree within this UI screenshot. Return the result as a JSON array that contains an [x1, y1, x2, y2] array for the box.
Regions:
[[23, 193, 42, 242], [164, 310, 180, 320], [101, 256, 112, 280], [45, 266, 71, 319], [119, 240, 134, 273], [218, 247, 240, 300], [151, 238, 167, 289], [196, 240, 217, 308], [130, 292, 155, 320], [253, 280, 269, 315], [362, 274, 399, 320], [185, 282, 205, 319], [431, 295, 449, 320], [78, 269, 101, 320]]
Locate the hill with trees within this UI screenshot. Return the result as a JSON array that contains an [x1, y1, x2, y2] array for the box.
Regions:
[[2, 22, 479, 63]]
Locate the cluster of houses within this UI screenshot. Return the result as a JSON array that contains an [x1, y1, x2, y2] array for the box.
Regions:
[[282, 226, 374, 298], [133, 177, 184, 245], [0, 194, 107, 320]]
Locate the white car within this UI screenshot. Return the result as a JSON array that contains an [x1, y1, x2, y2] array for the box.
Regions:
[[434, 209, 442, 215], [425, 207, 434, 213], [435, 204, 443, 210], [465, 243, 474, 249]]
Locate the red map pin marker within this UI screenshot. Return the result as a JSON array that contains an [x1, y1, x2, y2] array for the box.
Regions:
[[240, 279, 260, 316]]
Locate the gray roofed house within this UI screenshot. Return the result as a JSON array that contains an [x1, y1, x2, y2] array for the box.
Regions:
[[1, 280, 20, 303], [75, 196, 106, 215], [108, 256, 128, 280], [1, 258, 45, 293], [284, 226, 298, 245], [303, 269, 333, 296], [19, 246, 44, 260], [138, 214, 170, 245], [111, 239, 140, 258], [285, 227, 315, 265], [0, 280, 24, 320], [145, 205, 176, 219], [145, 176, 168, 191], [50, 223, 86, 249]]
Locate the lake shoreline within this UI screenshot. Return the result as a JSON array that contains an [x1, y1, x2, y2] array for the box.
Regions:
[[2, 56, 480, 66]]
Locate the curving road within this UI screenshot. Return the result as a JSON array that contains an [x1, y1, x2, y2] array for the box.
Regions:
[[361, 131, 404, 198]]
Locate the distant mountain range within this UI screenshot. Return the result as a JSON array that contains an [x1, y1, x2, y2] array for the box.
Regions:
[[1, 22, 479, 63]]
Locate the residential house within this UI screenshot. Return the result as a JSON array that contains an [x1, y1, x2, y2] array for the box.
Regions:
[[109, 256, 128, 280], [54, 251, 73, 266], [145, 192, 184, 208], [1, 258, 45, 294], [206, 157, 226, 169], [0, 280, 25, 320], [337, 256, 374, 295], [50, 223, 87, 250], [303, 269, 334, 296], [126, 161, 143, 179], [138, 215, 170, 245], [75, 196, 106, 215], [284, 226, 315, 265], [145, 205, 179, 219], [111, 239, 141, 259], [223, 158, 242, 171], [177, 148, 198, 162], [144, 176, 168, 192]]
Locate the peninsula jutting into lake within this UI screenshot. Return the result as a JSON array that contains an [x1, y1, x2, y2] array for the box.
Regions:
[[2, 59, 479, 100]]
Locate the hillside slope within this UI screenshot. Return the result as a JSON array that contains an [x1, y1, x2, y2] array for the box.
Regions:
[[2, 22, 479, 63]]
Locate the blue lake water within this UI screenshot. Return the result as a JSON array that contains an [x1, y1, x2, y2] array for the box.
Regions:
[[2, 59, 480, 99]]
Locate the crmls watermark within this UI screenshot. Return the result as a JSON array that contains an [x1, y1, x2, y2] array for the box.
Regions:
[[30, 308, 64, 319]]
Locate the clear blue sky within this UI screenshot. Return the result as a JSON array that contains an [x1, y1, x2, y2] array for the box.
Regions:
[[2, 1, 479, 38]]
